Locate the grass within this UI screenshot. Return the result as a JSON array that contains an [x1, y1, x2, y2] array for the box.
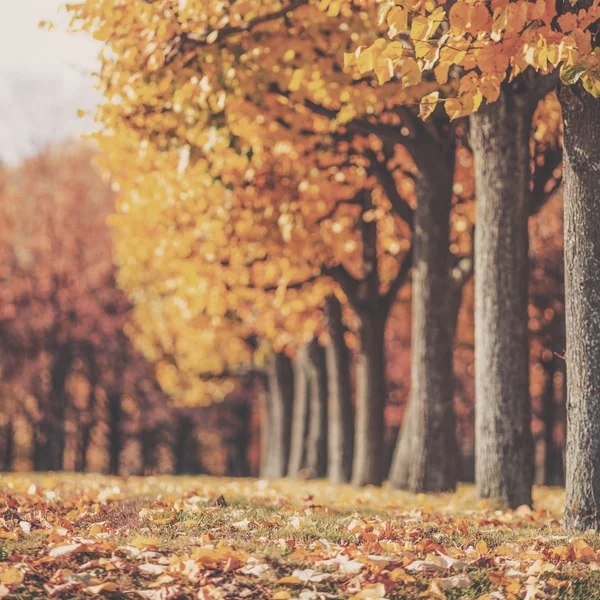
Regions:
[[1, 474, 599, 599]]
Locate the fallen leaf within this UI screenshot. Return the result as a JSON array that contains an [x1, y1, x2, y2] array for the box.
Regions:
[[84, 582, 120, 594], [434, 573, 473, 590], [0, 568, 24, 585]]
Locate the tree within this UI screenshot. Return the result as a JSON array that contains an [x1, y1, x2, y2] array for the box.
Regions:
[[0, 143, 179, 475], [67, 0, 478, 488], [348, 0, 574, 507]]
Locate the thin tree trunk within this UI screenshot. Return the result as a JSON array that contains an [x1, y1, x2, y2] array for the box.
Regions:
[[1, 420, 13, 472], [389, 154, 458, 493], [560, 85, 600, 531], [325, 296, 354, 484], [174, 413, 196, 474], [262, 352, 294, 479], [305, 339, 328, 479], [352, 313, 387, 487], [107, 392, 122, 476], [470, 90, 535, 508], [48, 348, 72, 471], [288, 347, 310, 478], [541, 355, 564, 486], [258, 372, 271, 479]]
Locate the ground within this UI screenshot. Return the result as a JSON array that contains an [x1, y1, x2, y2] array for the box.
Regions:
[[0, 475, 599, 599]]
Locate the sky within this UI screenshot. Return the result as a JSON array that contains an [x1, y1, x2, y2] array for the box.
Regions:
[[0, 1, 101, 164]]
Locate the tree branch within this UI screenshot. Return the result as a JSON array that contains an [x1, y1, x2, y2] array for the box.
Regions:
[[530, 144, 562, 216], [365, 151, 415, 230], [382, 245, 413, 315], [179, 0, 309, 47]]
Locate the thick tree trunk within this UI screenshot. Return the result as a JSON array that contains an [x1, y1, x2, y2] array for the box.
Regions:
[[470, 91, 535, 508], [305, 339, 328, 479], [262, 352, 294, 479], [560, 85, 600, 531], [107, 392, 122, 476], [287, 347, 310, 478], [389, 155, 459, 493], [352, 313, 387, 487], [325, 296, 354, 483]]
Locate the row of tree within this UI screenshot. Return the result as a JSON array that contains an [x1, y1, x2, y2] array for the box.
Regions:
[[0, 147, 252, 477], [62, 0, 600, 530]]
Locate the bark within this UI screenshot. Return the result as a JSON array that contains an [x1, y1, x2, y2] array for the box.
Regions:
[[174, 413, 196, 474], [227, 401, 251, 477], [325, 296, 354, 484], [107, 392, 122, 476], [389, 148, 459, 493], [541, 356, 564, 486], [352, 312, 387, 487], [77, 348, 98, 473], [1, 420, 13, 472], [305, 339, 328, 479], [560, 85, 600, 531], [262, 352, 294, 479], [470, 89, 535, 508], [47, 348, 73, 471], [141, 427, 156, 475], [287, 347, 310, 478], [258, 372, 271, 479]]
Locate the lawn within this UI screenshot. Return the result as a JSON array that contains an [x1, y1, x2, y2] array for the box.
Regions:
[[0, 474, 598, 599]]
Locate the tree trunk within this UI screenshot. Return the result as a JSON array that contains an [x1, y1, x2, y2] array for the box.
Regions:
[[560, 85, 600, 531], [389, 154, 458, 493], [325, 296, 354, 483], [352, 312, 387, 487], [1, 420, 13, 472], [47, 348, 72, 471], [174, 413, 196, 474], [470, 90, 535, 508], [287, 347, 310, 478], [541, 355, 564, 486], [305, 339, 328, 479], [257, 372, 270, 478], [107, 392, 122, 476], [262, 352, 294, 479]]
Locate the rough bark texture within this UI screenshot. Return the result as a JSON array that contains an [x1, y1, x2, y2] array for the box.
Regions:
[[305, 340, 328, 479], [262, 352, 294, 479], [560, 85, 600, 531], [470, 90, 535, 508], [288, 348, 310, 478], [389, 151, 459, 493], [352, 312, 387, 487], [325, 296, 354, 484]]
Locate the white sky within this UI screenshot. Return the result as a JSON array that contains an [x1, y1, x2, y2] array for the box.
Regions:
[[0, 0, 102, 164]]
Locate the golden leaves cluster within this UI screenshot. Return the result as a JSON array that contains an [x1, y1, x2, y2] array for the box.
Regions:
[[341, 0, 600, 118]]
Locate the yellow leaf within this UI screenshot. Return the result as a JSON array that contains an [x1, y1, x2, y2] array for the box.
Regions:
[[476, 539, 488, 555], [419, 91, 440, 120], [387, 6, 409, 36], [130, 535, 160, 549], [84, 582, 120, 594], [77, 109, 88, 118], [374, 57, 394, 85], [0, 569, 24, 585]]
